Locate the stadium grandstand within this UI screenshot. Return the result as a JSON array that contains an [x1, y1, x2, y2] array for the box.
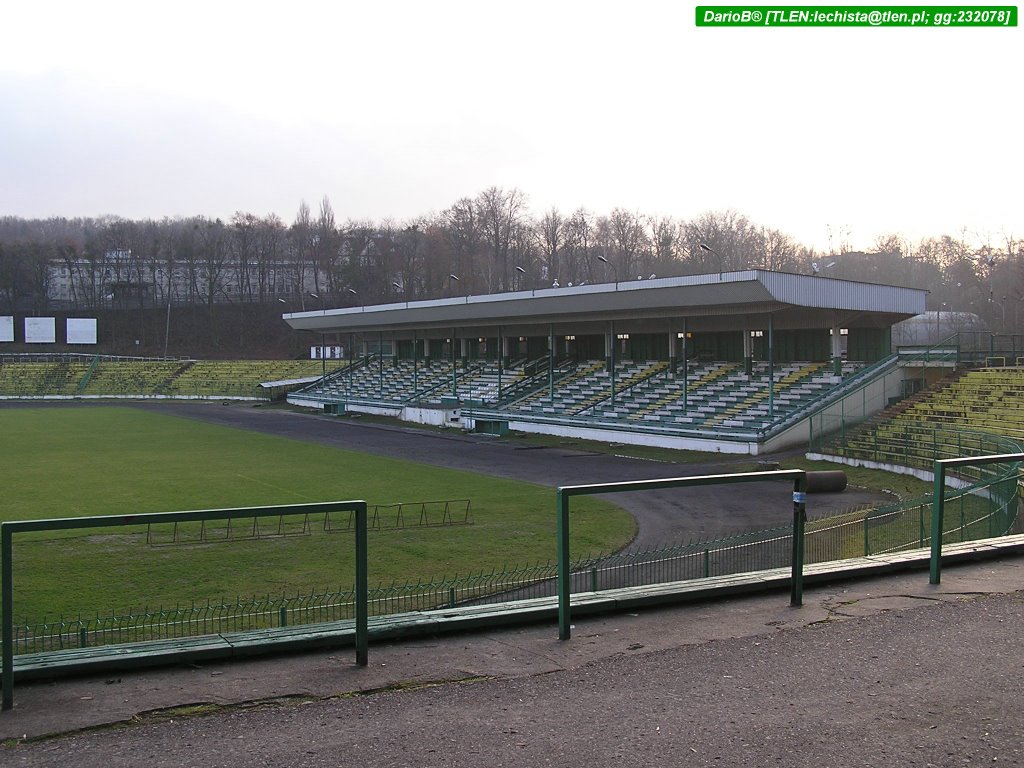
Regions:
[[0, 355, 340, 401], [283, 270, 930, 454]]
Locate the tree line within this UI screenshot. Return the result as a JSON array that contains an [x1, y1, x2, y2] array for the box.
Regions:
[[1, 187, 1021, 333]]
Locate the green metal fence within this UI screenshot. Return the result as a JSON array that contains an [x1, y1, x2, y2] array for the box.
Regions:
[[2, 501, 369, 710], [930, 452, 1024, 583], [555, 470, 809, 639], [6, 463, 1020, 659]]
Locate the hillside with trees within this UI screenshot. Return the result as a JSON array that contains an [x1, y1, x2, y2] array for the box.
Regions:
[[1, 187, 1020, 357]]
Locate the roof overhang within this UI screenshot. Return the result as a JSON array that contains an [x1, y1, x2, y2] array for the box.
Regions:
[[283, 270, 927, 336]]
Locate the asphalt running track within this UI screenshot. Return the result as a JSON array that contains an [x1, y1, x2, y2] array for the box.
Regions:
[[127, 400, 892, 549]]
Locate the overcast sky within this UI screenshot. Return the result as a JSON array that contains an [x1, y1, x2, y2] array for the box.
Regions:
[[1, 0, 1020, 252]]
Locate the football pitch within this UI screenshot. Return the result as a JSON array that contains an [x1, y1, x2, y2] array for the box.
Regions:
[[0, 407, 635, 623]]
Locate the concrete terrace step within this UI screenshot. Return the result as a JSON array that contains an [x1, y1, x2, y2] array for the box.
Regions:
[[8, 535, 1023, 683]]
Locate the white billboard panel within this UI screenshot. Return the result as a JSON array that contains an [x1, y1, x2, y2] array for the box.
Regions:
[[66, 318, 98, 345], [24, 317, 56, 344], [0, 316, 13, 343], [311, 345, 343, 359]]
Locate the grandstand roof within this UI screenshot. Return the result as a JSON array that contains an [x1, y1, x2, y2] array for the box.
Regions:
[[282, 270, 926, 336]]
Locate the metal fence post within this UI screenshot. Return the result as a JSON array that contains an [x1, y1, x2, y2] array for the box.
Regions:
[[790, 475, 807, 607], [930, 460, 946, 584], [2, 524, 13, 710], [355, 501, 368, 666], [557, 489, 571, 640]]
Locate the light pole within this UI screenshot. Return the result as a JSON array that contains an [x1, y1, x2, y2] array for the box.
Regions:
[[596, 255, 618, 287], [698, 242, 724, 276], [514, 265, 526, 291]]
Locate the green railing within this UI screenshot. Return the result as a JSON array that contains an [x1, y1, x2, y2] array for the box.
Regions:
[[7, 461, 1020, 660], [4, 453, 1020, 708], [556, 470, 809, 639], [1, 501, 369, 710], [930, 452, 1024, 583]]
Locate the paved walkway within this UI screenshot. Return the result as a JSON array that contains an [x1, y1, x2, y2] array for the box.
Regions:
[[3, 553, 1022, 766]]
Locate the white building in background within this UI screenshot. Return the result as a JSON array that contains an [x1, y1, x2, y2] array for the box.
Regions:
[[46, 251, 326, 308]]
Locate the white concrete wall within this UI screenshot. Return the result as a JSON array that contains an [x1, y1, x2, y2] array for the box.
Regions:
[[404, 405, 461, 427], [501, 419, 757, 454]]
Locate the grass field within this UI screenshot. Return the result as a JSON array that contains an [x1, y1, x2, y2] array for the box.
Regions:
[[0, 407, 636, 623]]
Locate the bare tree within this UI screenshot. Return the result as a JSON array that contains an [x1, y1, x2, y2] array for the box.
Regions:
[[563, 208, 594, 285], [231, 212, 261, 303], [390, 220, 426, 300], [443, 197, 483, 294], [758, 227, 800, 272], [647, 215, 684, 277], [288, 201, 316, 307], [315, 197, 345, 299], [536, 207, 566, 287], [255, 214, 286, 303], [475, 186, 527, 292], [596, 208, 650, 281], [197, 218, 229, 308]]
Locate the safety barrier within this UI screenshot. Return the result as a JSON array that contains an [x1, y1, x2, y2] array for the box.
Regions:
[[1, 501, 369, 711]]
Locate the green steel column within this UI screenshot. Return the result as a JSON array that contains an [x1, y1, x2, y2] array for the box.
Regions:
[[832, 323, 843, 376], [556, 489, 572, 640], [355, 501, 368, 666], [2, 524, 13, 710], [610, 321, 616, 406], [378, 332, 384, 397], [682, 319, 688, 409], [930, 460, 946, 584], [497, 325, 503, 398], [320, 333, 327, 387], [790, 474, 807, 606], [413, 330, 419, 395], [743, 326, 753, 376], [451, 327, 457, 397], [348, 333, 354, 401], [548, 324, 555, 402], [768, 314, 775, 420], [668, 329, 676, 380]]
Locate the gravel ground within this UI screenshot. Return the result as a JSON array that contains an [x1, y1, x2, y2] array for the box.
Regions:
[[6, 583, 1023, 767]]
